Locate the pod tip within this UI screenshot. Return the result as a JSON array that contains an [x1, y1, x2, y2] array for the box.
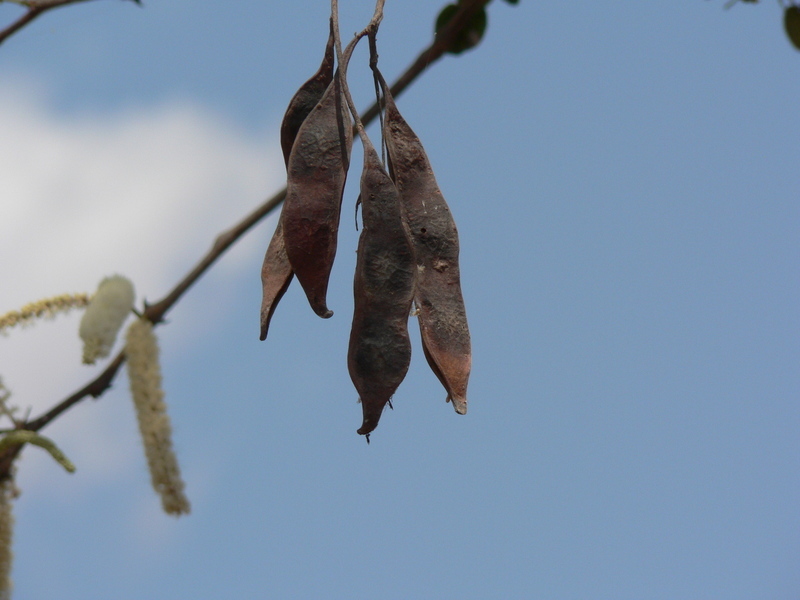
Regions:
[[450, 396, 467, 415], [357, 416, 378, 436], [357, 423, 375, 436]]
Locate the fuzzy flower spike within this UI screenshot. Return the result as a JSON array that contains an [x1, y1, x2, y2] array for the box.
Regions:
[[79, 275, 135, 364], [0, 478, 14, 600], [0, 293, 90, 334], [125, 318, 190, 516]]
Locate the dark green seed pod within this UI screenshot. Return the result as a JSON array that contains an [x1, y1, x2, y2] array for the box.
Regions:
[[785, 5, 800, 51], [434, 3, 488, 55]]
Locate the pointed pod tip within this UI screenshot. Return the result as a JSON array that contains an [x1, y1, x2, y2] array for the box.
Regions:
[[357, 417, 378, 437], [259, 315, 272, 340], [357, 424, 374, 436], [314, 307, 334, 319], [450, 397, 467, 415]]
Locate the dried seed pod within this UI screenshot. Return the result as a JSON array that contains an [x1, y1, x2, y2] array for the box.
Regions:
[[261, 25, 336, 340], [259, 218, 293, 340], [282, 74, 353, 318], [377, 71, 472, 415], [279, 23, 335, 164], [348, 142, 415, 437]]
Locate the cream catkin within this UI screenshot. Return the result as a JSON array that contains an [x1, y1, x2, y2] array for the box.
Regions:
[[80, 275, 135, 364], [0, 480, 14, 600], [0, 293, 91, 334], [125, 319, 190, 516]]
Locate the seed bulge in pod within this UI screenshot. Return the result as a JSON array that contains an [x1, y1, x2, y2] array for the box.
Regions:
[[260, 26, 336, 340], [282, 74, 353, 318], [377, 70, 472, 415], [348, 142, 415, 437]]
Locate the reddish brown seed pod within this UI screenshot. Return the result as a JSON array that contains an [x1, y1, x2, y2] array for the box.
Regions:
[[348, 142, 416, 437], [377, 71, 472, 415], [282, 73, 353, 318], [260, 25, 335, 340], [279, 23, 335, 164], [259, 218, 293, 340]]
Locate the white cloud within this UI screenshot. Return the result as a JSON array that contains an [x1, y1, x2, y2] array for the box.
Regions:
[[0, 79, 284, 493]]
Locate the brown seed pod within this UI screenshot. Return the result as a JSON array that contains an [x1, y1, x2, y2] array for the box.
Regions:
[[260, 25, 335, 340], [282, 73, 353, 318], [377, 70, 472, 415], [279, 23, 335, 164], [348, 142, 416, 437], [259, 219, 293, 340]]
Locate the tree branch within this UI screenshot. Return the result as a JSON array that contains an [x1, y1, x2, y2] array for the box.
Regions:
[[18, 0, 493, 441], [360, 0, 491, 126], [0, 0, 100, 46], [25, 353, 125, 432]]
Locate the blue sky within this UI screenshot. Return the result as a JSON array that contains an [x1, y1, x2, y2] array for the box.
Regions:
[[0, 1, 799, 598]]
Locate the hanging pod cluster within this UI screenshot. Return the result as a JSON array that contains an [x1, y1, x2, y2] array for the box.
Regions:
[[260, 19, 472, 439]]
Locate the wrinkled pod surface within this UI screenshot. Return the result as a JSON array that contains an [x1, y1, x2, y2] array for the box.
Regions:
[[377, 69, 472, 415], [261, 25, 336, 340], [348, 142, 416, 436], [281, 72, 353, 319]]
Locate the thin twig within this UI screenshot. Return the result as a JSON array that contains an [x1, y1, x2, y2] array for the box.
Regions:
[[0, 0, 98, 46], [367, 32, 387, 166], [15, 0, 493, 448], [26, 353, 125, 431], [331, 0, 385, 145], [360, 0, 490, 126]]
